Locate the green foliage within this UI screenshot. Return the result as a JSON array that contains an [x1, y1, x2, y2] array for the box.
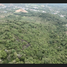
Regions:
[[19, 56, 25, 62], [0, 50, 7, 59], [0, 5, 67, 64], [15, 58, 20, 62], [36, 51, 44, 60]]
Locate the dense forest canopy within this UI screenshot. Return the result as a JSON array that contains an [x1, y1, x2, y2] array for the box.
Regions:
[[0, 3, 67, 64]]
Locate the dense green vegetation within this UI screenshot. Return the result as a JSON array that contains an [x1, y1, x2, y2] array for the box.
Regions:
[[0, 3, 67, 64]]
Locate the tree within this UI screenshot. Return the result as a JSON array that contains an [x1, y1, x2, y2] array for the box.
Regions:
[[0, 50, 7, 59], [36, 51, 44, 60], [19, 56, 25, 63]]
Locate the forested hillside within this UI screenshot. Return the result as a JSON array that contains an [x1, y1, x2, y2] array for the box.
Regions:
[[0, 3, 67, 64]]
